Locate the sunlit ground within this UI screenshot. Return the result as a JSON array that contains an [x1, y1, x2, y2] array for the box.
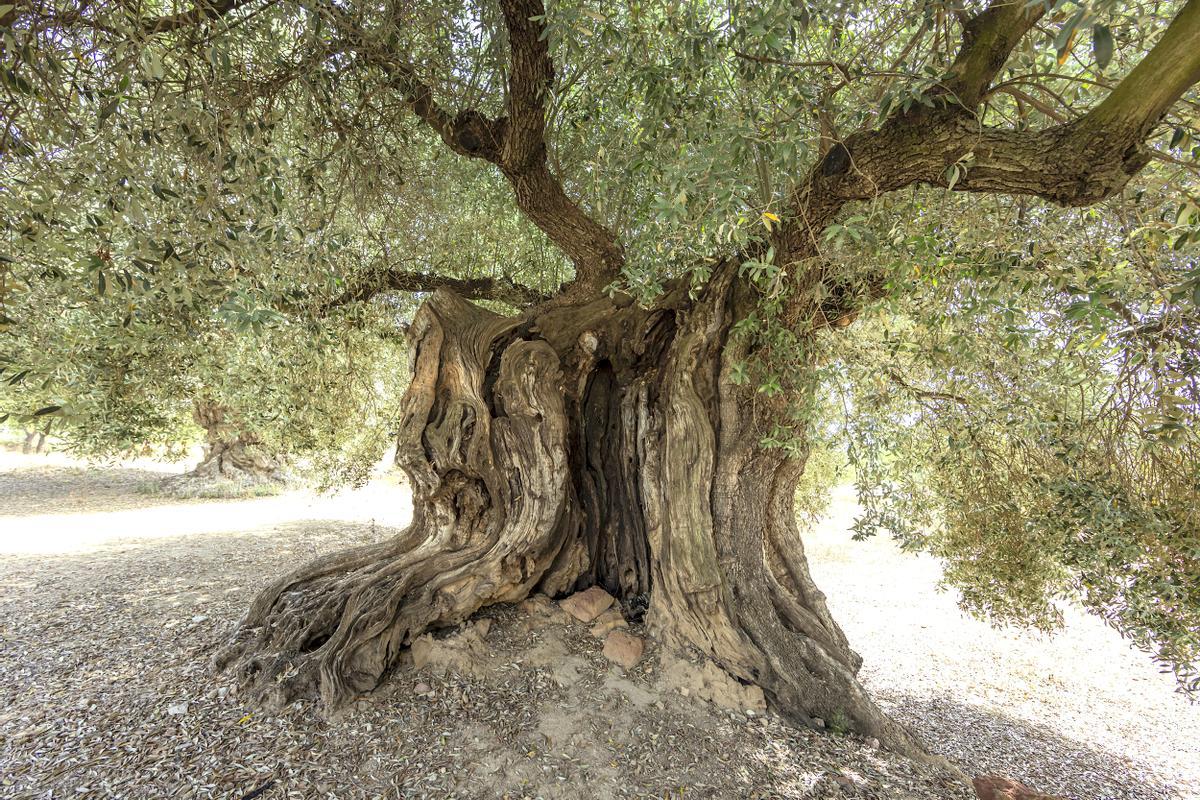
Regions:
[[806, 484, 1200, 798], [0, 447, 413, 556]]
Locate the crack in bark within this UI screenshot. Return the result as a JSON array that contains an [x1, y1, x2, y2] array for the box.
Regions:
[[215, 284, 930, 759]]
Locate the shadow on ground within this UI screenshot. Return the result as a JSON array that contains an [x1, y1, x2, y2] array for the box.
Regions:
[[1, 461, 1191, 799], [885, 692, 1182, 799], [3, 518, 1183, 799]]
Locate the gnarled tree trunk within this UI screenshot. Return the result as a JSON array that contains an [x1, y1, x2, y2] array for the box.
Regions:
[[165, 402, 286, 490], [215, 266, 924, 758]]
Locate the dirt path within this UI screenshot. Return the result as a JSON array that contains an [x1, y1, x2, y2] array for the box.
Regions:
[[0, 453, 1195, 799]]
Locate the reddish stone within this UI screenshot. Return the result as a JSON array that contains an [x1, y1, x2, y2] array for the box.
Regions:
[[973, 775, 1062, 800], [558, 586, 615, 623], [602, 630, 645, 669]]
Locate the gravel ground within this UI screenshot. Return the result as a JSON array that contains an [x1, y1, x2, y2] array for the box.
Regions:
[[807, 485, 1200, 800], [0, 451, 1194, 799]]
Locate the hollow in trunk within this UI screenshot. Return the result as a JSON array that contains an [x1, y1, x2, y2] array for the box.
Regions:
[[215, 268, 925, 758]]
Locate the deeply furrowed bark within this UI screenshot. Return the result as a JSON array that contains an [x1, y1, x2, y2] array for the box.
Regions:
[[216, 274, 927, 758]]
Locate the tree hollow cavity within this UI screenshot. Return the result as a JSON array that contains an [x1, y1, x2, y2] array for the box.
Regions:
[[215, 278, 930, 760]]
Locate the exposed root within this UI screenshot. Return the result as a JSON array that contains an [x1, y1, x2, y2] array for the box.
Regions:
[[214, 291, 576, 708]]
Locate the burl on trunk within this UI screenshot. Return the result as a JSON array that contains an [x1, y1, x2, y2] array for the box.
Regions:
[[215, 265, 923, 757]]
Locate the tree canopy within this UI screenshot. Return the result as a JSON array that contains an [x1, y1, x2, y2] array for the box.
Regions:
[[3, 0, 1200, 705]]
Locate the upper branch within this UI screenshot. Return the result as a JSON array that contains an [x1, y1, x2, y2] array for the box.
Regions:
[[330, 0, 624, 297], [491, 0, 625, 293], [778, 0, 1200, 263], [943, 0, 1046, 107], [497, 0, 554, 170]]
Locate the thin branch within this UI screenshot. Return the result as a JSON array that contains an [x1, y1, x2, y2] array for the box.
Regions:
[[886, 369, 972, 407], [732, 50, 853, 82], [138, 0, 258, 35], [987, 85, 1068, 122]]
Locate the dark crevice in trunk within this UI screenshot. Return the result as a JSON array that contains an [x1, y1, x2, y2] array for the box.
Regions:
[[215, 284, 935, 764], [574, 358, 652, 601]]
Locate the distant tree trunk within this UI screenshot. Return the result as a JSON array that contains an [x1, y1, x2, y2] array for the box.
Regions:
[[22, 419, 51, 454], [216, 265, 924, 758], [165, 402, 285, 489]]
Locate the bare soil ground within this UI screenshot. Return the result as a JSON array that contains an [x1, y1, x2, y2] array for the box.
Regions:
[[0, 451, 1195, 799], [807, 486, 1200, 800]]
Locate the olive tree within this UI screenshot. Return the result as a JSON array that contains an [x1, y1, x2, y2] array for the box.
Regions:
[[5, 0, 1200, 757]]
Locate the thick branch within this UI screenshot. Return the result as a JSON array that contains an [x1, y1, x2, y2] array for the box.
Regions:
[[492, 0, 625, 292], [329, 0, 623, 296], [779, 0, 1200, 264], [1087, 0, 1200, 137], [944, 0, 1046, 107], [497, 0, 554, 171], [326, 269, 550, 309]]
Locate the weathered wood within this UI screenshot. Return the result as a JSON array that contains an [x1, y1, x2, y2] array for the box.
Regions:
[[217, 283, 928, 758], [215, 292, 574, 708]]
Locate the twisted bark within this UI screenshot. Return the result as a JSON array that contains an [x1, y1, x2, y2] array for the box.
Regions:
[[215, 278, 928, 758]]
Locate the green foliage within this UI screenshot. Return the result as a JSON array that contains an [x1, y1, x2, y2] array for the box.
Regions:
[[814, 192, 1200, 691], [794, 436, 850, 526]]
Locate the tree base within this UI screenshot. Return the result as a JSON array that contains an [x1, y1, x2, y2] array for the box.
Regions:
[[159, 452, 287, 497], [215, 284, 932, 761], [163, 404, 288, 497]]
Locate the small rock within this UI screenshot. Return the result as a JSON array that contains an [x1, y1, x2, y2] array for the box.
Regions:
[[414, 682, 431, 695], [166, 702, 188, 716], [812, 717, 825, 729], [588, 608, 628, 639], [866, 737, 880, 750], [559, 586, 615, 623], [517, 594, 573, 629], [973, 775, 1062, 800], [602, 630, 644, 669]]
